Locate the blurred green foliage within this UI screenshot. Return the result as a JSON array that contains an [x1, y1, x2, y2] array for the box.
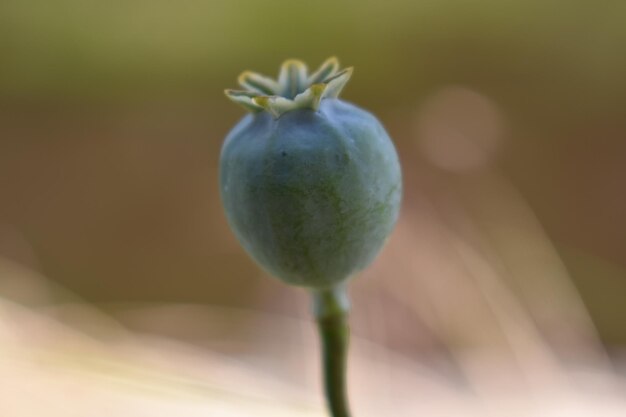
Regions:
[[1, 0, 625, 113]]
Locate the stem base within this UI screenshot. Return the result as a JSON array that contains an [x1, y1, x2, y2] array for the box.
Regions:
[[312, 285, 352, 417]]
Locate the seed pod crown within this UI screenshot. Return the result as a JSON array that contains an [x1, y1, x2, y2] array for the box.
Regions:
[[224, 57, 353, 118]]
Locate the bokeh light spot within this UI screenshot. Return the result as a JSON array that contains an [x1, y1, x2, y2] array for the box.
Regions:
[[414, 86, 504, 172]]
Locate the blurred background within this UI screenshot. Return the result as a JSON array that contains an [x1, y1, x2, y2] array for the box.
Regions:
[[1, 0, 626, 415]]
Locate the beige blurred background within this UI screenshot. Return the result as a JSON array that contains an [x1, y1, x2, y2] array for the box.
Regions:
[[1, 1, 626, 415]]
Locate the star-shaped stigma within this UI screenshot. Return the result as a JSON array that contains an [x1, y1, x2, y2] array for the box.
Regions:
[[225, 57, 353, 118]]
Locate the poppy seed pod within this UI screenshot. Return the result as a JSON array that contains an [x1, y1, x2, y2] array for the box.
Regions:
[[220, 58, 402, 289]]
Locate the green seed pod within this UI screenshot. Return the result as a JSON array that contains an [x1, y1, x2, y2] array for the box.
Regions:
[[220, 58, 402, 289]]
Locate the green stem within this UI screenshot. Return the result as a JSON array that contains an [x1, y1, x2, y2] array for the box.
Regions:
[[312, 284, 352, 417]]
